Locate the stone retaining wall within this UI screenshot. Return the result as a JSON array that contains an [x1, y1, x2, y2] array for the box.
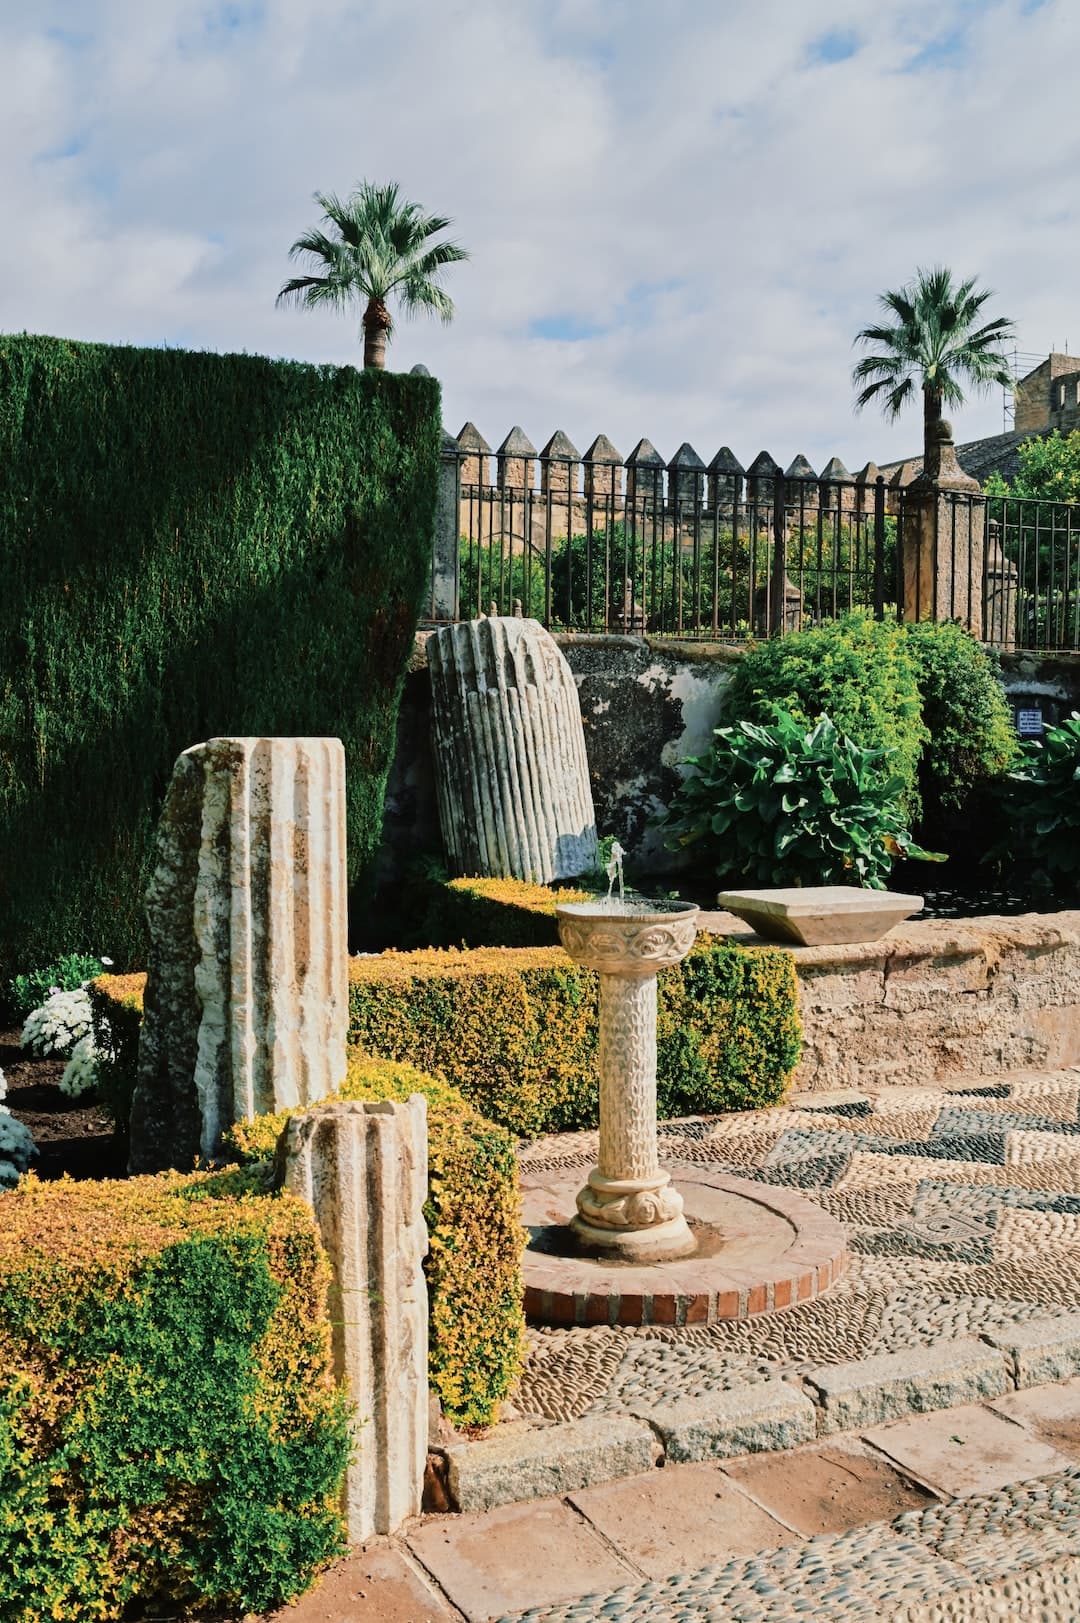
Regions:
[[700, 910, 1080, 1091]]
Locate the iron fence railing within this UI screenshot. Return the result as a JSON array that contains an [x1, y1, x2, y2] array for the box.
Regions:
[[428, 450, 1080, 653]]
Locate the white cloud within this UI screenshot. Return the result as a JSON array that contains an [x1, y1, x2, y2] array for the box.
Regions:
[[1, 0, 1078, 473]]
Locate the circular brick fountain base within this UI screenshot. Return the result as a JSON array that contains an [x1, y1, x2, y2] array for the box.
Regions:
[[520, 1167, 848, 1328]]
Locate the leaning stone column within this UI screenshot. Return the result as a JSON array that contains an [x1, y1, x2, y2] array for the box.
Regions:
[[428, 616, 598, 882], [282, 1098, 429, 1544], [129, 736, 348, 1172]]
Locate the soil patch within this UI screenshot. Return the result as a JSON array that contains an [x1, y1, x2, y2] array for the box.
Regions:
[[1, 1026, 124, 1180]]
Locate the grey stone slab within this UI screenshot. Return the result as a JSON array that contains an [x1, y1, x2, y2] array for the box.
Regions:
[[805, 1339, 1010, 1435], [984, 1311, 1080, 1387], [644, 1379, 817, 1464], [445, 1415, 659, 1513], [863, 1402, 1075, 1498]]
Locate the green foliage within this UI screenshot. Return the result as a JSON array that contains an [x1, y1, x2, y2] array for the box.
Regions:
[[852, 265, 1014, 431], [87, 974, 143, 1133], [0, 1173, 349, 1621], [0, 335, 441, 986], [902, 621, 1017, 813], [985, 429, 1080, 505], [725, 614, 928, 817], [225, 1054, 525, 1430], [277, 179, 468, 365], [998, 712, 1080, 882], [3, 952, 109, 1023], [661, 711, 943, 889]]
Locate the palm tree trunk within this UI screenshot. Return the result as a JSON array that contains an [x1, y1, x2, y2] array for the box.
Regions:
[[362, 297, 390, 369], [923, 386, 943, 476]]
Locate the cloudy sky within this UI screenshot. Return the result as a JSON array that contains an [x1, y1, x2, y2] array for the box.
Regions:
[[2, 0, 1077, 472]]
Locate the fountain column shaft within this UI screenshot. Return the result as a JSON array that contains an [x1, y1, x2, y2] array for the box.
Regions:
[[597, 972, 660, 1183]]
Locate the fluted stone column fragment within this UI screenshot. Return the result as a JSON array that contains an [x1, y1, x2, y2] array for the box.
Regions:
[[428, 616, 598, 882], [283, 1098, 429, 1544], [129, 736, 348, 1172]]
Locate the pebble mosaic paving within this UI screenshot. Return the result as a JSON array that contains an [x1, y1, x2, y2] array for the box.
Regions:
[[510, 1069, 1080, 1427], [497, 1469, 1080, 1622]]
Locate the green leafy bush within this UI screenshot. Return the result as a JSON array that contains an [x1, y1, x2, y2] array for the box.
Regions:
[[0, 1170, 349, 1622], [998, 712, 1080, 883], [3, 953, 109, 1024], [225, 1054, 525, 1430], [903, 621, 1017, 813], [662, 711, 942, 889], [725, 613, 928, 817], [0, 335, 440, 986]]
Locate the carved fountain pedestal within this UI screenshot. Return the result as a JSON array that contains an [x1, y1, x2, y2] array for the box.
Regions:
[[556, 898, 701, 1262]]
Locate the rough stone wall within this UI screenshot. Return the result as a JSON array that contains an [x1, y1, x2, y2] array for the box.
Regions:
[[377, 637, 1080, 885], [1015, 353, 1080, 435], [379, 633, 739, 881], [700, 911, 1080, 1091]]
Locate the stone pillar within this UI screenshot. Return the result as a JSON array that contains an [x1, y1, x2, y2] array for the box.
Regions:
[[428, 616, 598, 883], [282, 1098, 429, 1544], [985, 518, 1019, 651], [900, 420, 986, 636], [556, 900, 700, 1261], [129, 737, 348, 1173], [427, 429, 463, 622]]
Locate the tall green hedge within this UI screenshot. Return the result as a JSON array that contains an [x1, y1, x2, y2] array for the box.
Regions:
[[0, 335, 441, 983]]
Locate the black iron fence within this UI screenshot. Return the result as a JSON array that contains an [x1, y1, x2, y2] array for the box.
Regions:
[[428, 445, 1080, 653]]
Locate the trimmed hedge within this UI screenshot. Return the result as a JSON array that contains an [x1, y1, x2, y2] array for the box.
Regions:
[[391, 871, 591, 950], [0, 1169, 349, 1622], [348, 938, 801, 1135], [92, 930, 801, 1144], [226, 1054, 525, 1430], [0, 335, 441, 984]]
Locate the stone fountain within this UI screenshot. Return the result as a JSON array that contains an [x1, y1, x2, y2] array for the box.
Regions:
[[520, 849, 849, 1327], [556, 893, 701, 1262]]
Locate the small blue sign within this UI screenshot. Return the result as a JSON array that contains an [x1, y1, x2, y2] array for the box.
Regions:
[[1017, 708, 1044, 737]]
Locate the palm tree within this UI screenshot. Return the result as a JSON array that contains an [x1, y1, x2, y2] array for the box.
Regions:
[[276, 180, 468, 369], [852, 267, 1015, 468]]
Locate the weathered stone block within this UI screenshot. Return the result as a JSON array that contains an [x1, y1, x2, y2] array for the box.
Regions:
[[283, 1097, 429, 1543], [985, 1313, 1080, 1388], [804, 1340, 1009, 1434], [644, 1381, 816, 1463], [129, 736, 348, 1171], [445, 1414, 660, 1512]]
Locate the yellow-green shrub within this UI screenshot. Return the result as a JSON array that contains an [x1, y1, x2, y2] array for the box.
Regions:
[[225, 1053, 525, 1430], [347, 938, 801, 1134], [0, 1170, 349, 1622], [390, 871, 590, 949]]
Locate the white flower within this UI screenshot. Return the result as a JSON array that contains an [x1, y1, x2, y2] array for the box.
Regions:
[[0, 1110, 36, 1189], [100, 956, 114, 967], [60, 1034, 100, 1099], [21, 987, 93, 1060]]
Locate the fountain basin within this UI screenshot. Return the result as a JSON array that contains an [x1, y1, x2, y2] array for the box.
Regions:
[[521, 1166, 848, 1327]]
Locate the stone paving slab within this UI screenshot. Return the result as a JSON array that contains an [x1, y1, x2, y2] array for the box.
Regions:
[[863, 1402, 1075, 1498], [805, 1339, 1010, 1434], [406, 1498, 638, 1620], [566, 1463, 790, 1577]]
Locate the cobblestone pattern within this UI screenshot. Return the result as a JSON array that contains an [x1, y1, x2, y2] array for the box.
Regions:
[[512, 1070, 1080, 1426], [499, 1468, 1080, 1622]]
